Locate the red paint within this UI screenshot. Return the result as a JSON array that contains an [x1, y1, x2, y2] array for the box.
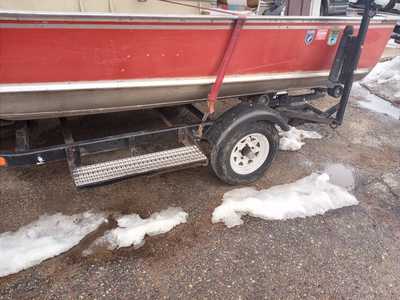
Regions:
[[0, 20, 394, 84]]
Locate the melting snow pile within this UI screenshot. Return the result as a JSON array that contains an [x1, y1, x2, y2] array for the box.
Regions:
[[0, 208, 188, 276], [0, 212, 105, 277], [100, 207, 188, 249], [387, 39, 399, 49], [278, 126, 322, 151], [360, 56, 400, 103], [351, 82, 400, 119], [212, 173, 358, 228]]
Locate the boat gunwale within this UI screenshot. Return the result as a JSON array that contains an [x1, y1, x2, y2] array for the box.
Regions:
[[0, 9, 398, 24]]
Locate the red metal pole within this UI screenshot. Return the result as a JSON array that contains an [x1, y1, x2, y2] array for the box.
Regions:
[[207, 16, 246, 114]]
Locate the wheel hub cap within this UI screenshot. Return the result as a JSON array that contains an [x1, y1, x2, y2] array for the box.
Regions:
[[230, 133, 270, 175]]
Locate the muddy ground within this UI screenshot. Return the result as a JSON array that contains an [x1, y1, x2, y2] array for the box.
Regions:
[[0, 95, 399, 299]]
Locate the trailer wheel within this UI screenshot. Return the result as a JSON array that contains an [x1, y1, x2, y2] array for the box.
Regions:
[[209, 121, 279, 185]]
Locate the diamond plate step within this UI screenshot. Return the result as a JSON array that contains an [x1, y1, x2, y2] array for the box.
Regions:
[[72, 145, 207, 187]]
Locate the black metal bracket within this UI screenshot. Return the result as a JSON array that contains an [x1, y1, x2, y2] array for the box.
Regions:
[[332, 0, 376, 125], [60, 117, 81, 170], [184, 104, 205, 121], [276, 1, 376, 127], [271, 89, 326, 108], [15, 121, 30, 152], [0, 120, 213, 168]]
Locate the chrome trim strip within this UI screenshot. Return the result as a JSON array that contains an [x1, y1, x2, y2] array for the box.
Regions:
[[0, 23, 231, 30], [0, 9, 398, 23], [0, 69, 371, 93], [0, 23, 394, 30]]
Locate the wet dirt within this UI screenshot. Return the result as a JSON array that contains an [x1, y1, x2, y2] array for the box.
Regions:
[[323, 163, 355, 191]]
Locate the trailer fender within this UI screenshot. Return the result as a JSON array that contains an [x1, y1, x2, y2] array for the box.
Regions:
[[206, 102, 289, 146]]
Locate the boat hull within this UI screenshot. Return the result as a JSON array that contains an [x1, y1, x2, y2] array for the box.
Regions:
[[0, 12, 396, 120], [0, 71, 369, 120]]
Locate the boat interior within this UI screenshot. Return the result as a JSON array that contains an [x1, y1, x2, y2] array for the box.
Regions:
[[0, 0, 280, 15], [0, 0, 222, 15], [1, 0, 395, 19]]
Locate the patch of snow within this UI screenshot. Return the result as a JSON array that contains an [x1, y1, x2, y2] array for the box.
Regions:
[[361, 57, 400, 103], [212, 173, 358, 228], [0, 212, 105, 277], [387, 39, 399, 49], [100, 207, 188, 249], [375, 0, 392, 7], [351, 82, 400, 120], [277, 126, 322, 151]]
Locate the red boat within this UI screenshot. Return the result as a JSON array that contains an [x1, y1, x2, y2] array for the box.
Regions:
[[0, 2, 396, 120], [0, 1, 397, 187]]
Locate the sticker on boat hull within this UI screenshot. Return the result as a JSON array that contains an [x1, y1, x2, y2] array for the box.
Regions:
[[328, 30, 341, 46], [316, 29, 328, 40], [305, 30, 316, 46]]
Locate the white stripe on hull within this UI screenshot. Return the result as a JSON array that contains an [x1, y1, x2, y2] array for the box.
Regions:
[[0, 69, 371, 93]]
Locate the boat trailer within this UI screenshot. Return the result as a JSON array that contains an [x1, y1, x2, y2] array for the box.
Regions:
[[0, 2, 378, 187]]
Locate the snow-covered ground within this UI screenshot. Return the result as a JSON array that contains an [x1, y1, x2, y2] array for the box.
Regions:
[[277, 126, 322, 151], [98, 207, 188, 249], [361, 56, 400, 103], [351, 82, 400, 120], [387, 39, 399, 49], [212, 173, 358, 228], [0, 212, 105, 277]]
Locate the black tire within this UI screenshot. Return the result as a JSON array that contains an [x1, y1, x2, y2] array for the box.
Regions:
[[209, 121, 279, 185]]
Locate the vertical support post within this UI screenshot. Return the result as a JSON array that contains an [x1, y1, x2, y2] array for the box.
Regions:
[[328, 25, 354, 86], [60, 118, 81, 170], [15, 121, 30, 152], [128, 136, 138, 155], [207, 16, 246, 114], [335, 0, 375, 125]]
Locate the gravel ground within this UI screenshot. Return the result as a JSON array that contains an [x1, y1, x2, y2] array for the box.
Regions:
[[0, 95, 399, 299]]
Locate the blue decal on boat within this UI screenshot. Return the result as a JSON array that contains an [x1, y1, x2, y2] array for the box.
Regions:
[[328, 30, 341, 46], [305, 30, 316, 46]]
